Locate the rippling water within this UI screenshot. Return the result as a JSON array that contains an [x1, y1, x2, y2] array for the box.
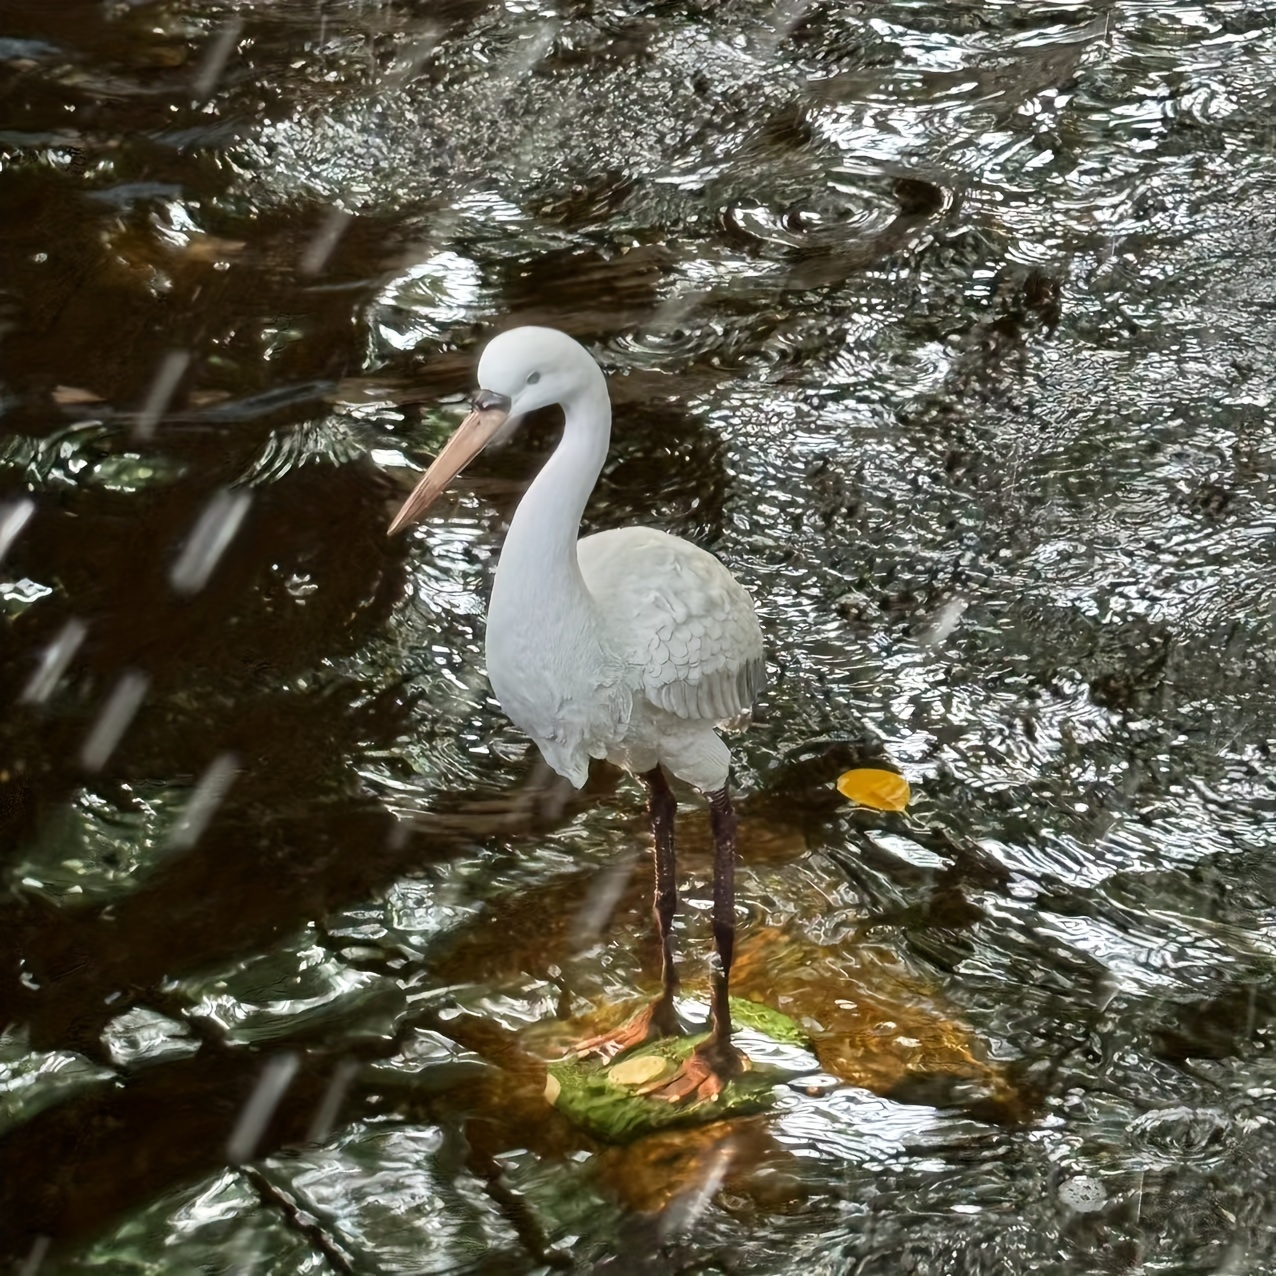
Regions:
[[3, 0, 1276, 1271]]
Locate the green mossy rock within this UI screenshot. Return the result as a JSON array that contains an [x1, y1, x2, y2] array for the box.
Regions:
[[546, 999, 810, 1144]]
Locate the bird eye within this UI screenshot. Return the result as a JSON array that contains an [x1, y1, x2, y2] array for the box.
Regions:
[[526, 371, 540, 385]]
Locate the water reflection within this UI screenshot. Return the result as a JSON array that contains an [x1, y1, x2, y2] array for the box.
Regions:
[[3, 0, 1276, 1271]]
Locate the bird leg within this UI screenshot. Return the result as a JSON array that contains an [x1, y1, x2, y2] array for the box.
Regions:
[[641, 785, 745, 1103], [574, 766, 683, 1058]]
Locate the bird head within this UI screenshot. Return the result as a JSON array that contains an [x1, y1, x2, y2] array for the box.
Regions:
[[388, 326, 601, 535], [475, 326, 597, 423]]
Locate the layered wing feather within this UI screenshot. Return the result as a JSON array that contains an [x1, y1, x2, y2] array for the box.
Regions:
[[577, 526, 764, 726]]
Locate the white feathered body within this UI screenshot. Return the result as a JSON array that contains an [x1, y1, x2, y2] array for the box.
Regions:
[[466, 326, 763, 794], [486, 528, 763, 794]]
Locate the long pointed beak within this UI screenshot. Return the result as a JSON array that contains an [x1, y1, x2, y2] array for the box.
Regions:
[[388, 400, 511, 536]]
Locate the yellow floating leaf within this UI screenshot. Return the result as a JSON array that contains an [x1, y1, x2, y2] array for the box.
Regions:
[[607, 1054, 670, 1088], [836, 768, 910, 812]]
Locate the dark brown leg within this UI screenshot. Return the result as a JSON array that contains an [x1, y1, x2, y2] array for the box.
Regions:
[[646, 765, 681, 1019], [574, 766, 681, 1057], [640, 784, 744, 1102], [705, 786, 739, 1058]]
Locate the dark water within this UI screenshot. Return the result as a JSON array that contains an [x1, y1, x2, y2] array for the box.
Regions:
[[3, 0, 1276, 1271]]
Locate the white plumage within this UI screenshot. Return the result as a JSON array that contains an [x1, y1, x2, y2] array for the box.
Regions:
[[389, 324, 763, 1102], [492, 524, 764, 793], [578, 527, 763, 728], [393, 325, 764, 795]]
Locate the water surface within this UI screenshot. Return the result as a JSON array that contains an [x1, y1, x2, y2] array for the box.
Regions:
[[2, 1, 1276, 1271]]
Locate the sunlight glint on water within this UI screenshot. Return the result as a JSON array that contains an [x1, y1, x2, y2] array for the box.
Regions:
[[3, 0, 1276, 1272]]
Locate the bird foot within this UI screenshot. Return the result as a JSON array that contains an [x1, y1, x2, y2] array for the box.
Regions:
[[573, 997, 683, 1062], [638, 1038, 746, 1104]]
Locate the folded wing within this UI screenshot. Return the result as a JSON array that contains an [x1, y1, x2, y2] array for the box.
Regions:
[[577, 526, 765, 728]]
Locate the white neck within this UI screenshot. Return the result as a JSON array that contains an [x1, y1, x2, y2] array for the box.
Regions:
[[489, 372, 611, 628]]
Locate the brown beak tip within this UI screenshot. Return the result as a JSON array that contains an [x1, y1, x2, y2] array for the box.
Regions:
[[387, 503, 420, 537]]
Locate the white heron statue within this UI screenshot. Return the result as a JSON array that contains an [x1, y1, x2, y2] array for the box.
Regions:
[[389, 325, 765, 1102]]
